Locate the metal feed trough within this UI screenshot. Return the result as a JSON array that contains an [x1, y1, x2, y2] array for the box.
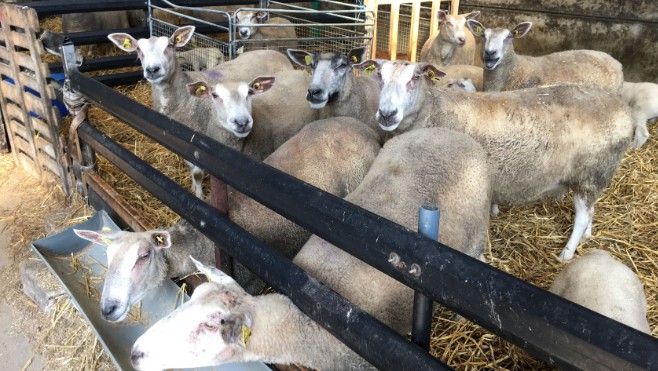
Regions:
[[1, 0, 657, 369]]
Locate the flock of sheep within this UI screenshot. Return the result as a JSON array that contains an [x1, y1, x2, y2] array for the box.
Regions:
[[69, 8, 656, 371]]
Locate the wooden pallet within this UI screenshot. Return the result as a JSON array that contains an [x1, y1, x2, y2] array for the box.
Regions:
[[0, 3, 71, 193]]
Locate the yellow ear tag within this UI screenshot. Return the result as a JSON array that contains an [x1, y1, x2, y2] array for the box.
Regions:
[[513, 30, 519, 36], [242, 325, 252, 346], [101, 227, 112, 232], [101, 237, 112, 246], [428, 70, 441, 82], [476, 26, 483, 34], [364, 65, 375, 75], [123, 38, 132, 49], [155, 235, 166, 246], [252, 82, 261, 90], [304, 55, 312, 65], [351, 55, 358, 63], [195, 85, 207, 96], [175, 35, 183, 44]]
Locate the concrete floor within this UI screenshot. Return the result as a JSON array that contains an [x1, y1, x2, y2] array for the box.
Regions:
[[0, 165, 45, 370]]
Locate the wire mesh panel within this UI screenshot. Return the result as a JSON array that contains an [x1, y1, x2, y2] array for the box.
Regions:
[[234, 1, 374, 57], [149, 0, 232, 71]]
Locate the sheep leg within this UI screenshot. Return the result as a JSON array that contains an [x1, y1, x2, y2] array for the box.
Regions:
[[490, 203, 500, 217], [560, 194, 594, 261], [185, 160, 205, 198], [631, 117, 650, 148]]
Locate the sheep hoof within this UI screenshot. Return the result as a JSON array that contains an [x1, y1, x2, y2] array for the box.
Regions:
[[558, 249, 575, 261]]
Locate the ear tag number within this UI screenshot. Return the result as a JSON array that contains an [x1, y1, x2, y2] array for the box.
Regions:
[[304, 55, 312, 65], [123, 38, 132, 49], [195, 85, 207, 96]]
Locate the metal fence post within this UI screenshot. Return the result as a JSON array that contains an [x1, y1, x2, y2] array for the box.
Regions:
[[412, 203, 439, 350]]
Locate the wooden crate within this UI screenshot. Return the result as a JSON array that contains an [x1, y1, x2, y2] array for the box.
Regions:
[[0, 4, 71, 193]]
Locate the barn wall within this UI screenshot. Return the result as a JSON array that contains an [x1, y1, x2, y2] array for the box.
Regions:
[[460, 0, 658, 82]]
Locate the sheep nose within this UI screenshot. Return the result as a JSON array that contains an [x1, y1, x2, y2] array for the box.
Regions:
[[131, 350, 145, 366], [239, 30, 249, 38], [101, 302, 118, 319], [484, 50, 496, 57], [145, 66, 160, 75], [378, 109, 398, 121], [457, 37, 466, 45], [234, 118, 251, 132], [307, 88, 322, 99]]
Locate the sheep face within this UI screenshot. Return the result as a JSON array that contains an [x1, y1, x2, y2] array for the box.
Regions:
[[438, 10, 480, 47], [236, 11, 267, 39], [467, 20, 532, 70], [445, 77, 477, 92], [187, 77, 275, 138], [73, 229, 171, 322], [363, 60, 445, 131], [287, 47, 367, 109], [130, 258, 252, 370], [108, 26, 195, 83]]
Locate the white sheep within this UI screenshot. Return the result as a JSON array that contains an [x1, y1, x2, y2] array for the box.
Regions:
[[620, 81, 658, 148], [186, 69, 319, 161], [130, 257, 375, 370], [466, 21, 624, 93], [549, 249, 651, 334], [287, 47, 386, 143], [438, 64, 483, 91], [73, 117, 381, 316], [73, 220, 215, 322], [358, 59, 635, 260], [236, 11, 298, 53], [176, 47, 225, 71], [293, 127, 491, 333], [444, 77, 477, 92], [107, 25, 294, 197], [419, 10, 481, 67]]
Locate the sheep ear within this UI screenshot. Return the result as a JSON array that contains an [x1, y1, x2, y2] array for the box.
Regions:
[[170, 26, 195, 48], [187, 81, 211, 98], [420, 64, 446, 82], [190, 255, 237, 286], [107, 33, 139, 52], [353, 59, 379, 76], [347, 46, 368, 66], [248, 76, 275, 95], [255, 11, 268, 21], [466, 19, 486, 37], [511, 22, 532, 39], [220, 313, 249, 345], [287, 49, 314, 68], [466, 11, 481, 20], [150, 231, 171, 250], [437, 10, 448, 22], [73, 229, 118, 246]]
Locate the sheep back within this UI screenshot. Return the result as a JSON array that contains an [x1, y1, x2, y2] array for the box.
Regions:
[[293, 127, 491, 333], [229, 117, 381, 259], [549, 249, 651, 334]]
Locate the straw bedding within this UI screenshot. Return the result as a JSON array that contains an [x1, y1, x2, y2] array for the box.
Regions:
[[1, 14, 654, 371]]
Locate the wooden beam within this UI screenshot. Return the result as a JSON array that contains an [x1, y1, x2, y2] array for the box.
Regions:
[[408, 0, 421, 61], [389, 0, 400, 60], [364, 0, 379, 59], [430, 0, 441, 35], [451, 0, 460, 14]]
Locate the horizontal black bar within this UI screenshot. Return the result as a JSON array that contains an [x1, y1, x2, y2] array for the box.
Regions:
[[76, 121, 450, 371], [94, 71, 143, 87], [68, 68, 658, 371], [22, 0, 308, 17], [64, 27, 151, 46], [50, 55, 141, 74]]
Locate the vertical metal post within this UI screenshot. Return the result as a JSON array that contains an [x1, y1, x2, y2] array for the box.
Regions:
[[412, 203, 439, 350]]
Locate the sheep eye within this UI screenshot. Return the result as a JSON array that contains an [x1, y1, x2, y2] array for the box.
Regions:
[[204, 322, 218, 331], [139, 251, 150, 260], [336, 63, 347, 70], [211, 92, 219, 99], [411, 75, 420, 81], [220, 319, 226, 325]]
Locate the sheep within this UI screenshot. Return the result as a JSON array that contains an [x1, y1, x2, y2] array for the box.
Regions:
[[444, 77, 477, 92], [107, 25, 294, 197], [293, 127, 491, 333], [358, 59, 635, 260], [176, 47, 225, 71], [549, 249, 651, 334], [73, 117, 381, 317], [620, 81, 658, 148], [420, 10, 481, 67], [466, 21, 624, 93], [236, 10, 298, 53], [186, 68, 319, 161], [73, 219, 215, 322], [286, 47, 387, 143], [438, 64, 483, 91], [130, 257, 375, 371]]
